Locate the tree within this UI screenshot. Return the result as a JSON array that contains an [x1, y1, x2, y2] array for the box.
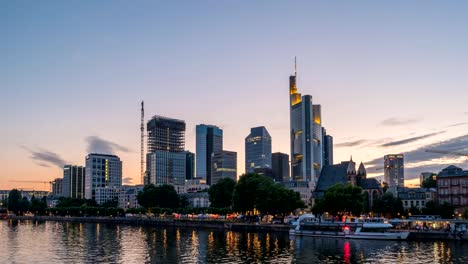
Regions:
[[7, 189, 22, 214], [208, 178, 236, 208], [137, 184, 180, 209], [372, 192, 404, 218], [462, 209, 468, 220], [256, 184, 305, 220], [439, 202, 455, 219], [421, 177, 436, 188], [101, 199, 119, 208], [137, 184, 158, 208], [30, 196, 47, 215], [312, 183, 365, 217], [232, 173, 274, 214], [421, 200, 438, 215]]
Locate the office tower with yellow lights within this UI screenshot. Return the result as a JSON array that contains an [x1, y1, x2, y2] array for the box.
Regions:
[[289, 60, 324, 189], [84, 153, 122, 204]]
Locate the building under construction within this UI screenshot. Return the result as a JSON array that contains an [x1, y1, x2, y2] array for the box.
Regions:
[[146, 115, 187, 188]]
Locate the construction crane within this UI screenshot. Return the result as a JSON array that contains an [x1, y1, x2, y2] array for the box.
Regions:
[[141, 100, 145, 185], [425, 149, 468, 159], [9, 180, 53, 191]]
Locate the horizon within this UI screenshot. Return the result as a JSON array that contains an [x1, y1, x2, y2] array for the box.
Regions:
[[2, 1, 467, 191]]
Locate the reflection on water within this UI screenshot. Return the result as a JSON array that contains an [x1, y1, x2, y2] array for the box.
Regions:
[[1, 220, 468, 263]]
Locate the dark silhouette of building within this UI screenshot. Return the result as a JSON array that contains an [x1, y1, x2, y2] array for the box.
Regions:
[[272, 152, 290, 182]]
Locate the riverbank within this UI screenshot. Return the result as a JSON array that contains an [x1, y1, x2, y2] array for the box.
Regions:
[[6, 215, 290, 232], [5, 216, 467, 241]]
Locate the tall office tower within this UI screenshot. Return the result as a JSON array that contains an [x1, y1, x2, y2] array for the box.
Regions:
[[212, 150, 237, 185], [185, 151, 195, 180], [146, 116, 186, 186], [322, 128, 334, 166], [245, 126, 272, 174], [51, 178, 63, 196], [85, 154, 122, 204], [63, 165, 85, 199], [196, 124, 223, 185], [289, 59, 323, 187], [272, 152, 290, 182], [384, 154, 404, 187]]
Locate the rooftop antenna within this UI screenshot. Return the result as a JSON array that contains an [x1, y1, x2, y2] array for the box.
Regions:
[[140, 101, 145, 184], [294, 56, 297, 77]]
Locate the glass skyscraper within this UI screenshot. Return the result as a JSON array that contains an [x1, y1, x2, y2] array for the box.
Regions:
[[196, 124, 223, 185], [212, 150, 237, 184], [384, 154, 404, 187], [245, 126, 272, 174], [84, 154, 122, 204], [146, 115, 186, 187], [63, 165, 85, 199], [289, 61, 324, 188]]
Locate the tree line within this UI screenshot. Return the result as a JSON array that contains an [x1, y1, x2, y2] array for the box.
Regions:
[[312, 183, 457, 219]]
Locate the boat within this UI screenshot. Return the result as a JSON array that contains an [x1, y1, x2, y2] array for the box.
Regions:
[[289, 214, 409, 240]]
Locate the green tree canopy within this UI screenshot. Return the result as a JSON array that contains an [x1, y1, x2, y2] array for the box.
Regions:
[[137, 184, 180, 209], [30, 196, 47, 215], [208, 177, 236, 208], [421, 176, 436, 188], [313, 183, 365, 217], [372, 192, 404, 218], [7, 189, 23, 214], [232, 173, 304, 216], [232, 173, 273, 214]]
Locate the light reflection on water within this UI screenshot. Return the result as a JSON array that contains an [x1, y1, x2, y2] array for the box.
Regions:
[[1, 220, 467, 263]]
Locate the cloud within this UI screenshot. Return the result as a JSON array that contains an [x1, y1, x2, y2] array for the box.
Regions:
[[365, 134, 468, 181], [22, 146, 67, 168], [335, 140, 368, 148], [123, 177, 133, 184], [448, 122, 468, 127], [380, 117, 420, 126], [86, 136, 130, 155], [380, 131, 445, 147]]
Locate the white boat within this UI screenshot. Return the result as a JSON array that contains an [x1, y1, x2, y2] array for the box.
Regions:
[[289, 215, 409, 240]]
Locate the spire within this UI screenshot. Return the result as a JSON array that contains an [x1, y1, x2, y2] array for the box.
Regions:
[[294, 56, 297, 77]]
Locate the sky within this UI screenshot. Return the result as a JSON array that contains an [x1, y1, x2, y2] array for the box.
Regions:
[[2, 0, 467, 191]]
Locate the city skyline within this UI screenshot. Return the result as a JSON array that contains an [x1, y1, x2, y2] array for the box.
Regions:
[[3, 1, 468, 191]]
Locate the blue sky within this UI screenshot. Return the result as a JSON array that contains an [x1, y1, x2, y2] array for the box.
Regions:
[[2, 1, 467, 190]]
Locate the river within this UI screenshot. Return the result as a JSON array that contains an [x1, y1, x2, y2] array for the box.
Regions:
[[1, 220, 467, 263]]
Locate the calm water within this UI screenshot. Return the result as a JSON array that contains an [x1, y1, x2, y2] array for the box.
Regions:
[[1, 220, 468, 263]]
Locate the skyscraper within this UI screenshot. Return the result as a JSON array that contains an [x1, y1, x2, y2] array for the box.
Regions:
[[212, 150, 237, 184], [245, 126, 272, 174], [289, 59, 323, 187], [272, 152, 290, 182], [51, 178, 63, 196], [384, 154, 404, 187], [84, 154, 122, 204], [322, 128, 333, 166], [146, 116, 186, 186], [196, 124, 223, 185], [63, 165, 85, 199], [185, 151, 195, 180]]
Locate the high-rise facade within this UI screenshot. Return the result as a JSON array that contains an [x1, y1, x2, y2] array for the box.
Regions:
[[245, 126, 272, 174], [63, 165, 85, 199], [272, 152, 290, 182], [384, 154, 404, 187], [289, 61, 323, 187], [51, 178, 63, 196], [84, 154, 122, 204], [322, 128, 333, 166], [185, 151, 195, 180], [212, 150, 237, 185], [146, 116, 186, 186], [196, 124, 223, 185]]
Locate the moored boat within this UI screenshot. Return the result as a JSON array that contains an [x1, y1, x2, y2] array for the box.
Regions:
[[289, 214, 409, 240]]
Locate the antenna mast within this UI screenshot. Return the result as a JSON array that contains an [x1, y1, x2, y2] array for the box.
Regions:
[[294, 56, 297, 77], [140, 101, 144, 184]]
